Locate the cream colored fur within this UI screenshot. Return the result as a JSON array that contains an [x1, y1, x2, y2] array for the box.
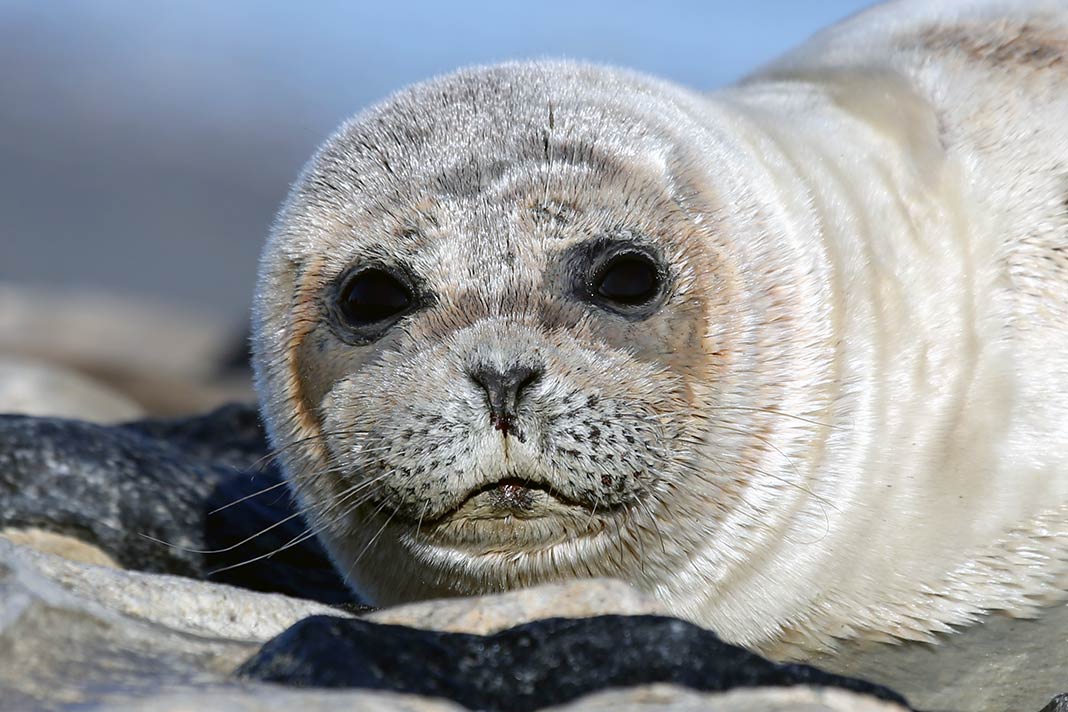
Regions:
[[252, 0, 1068, 657]]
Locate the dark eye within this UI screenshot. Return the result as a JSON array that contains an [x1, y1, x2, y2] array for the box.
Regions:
[[594, 253, 661, 306], [336, 268, 413, 327]]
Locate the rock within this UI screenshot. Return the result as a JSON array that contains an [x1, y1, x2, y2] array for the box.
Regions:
[[0, 537, 394, 710], [0, 283, 254, 416], [1, 538, 910, 712], [1, 526, 121, 568], [1040, 694, 1068, 712], [0, 357, 145, 423], [236, 614, 910, 712], [99, 685, 909, 712], [0, 404, 353, 604], [366, 579, 668, 635], [0, 415, 213, 576], [548, 684, 909, 711], [9, 540, 346, 641], [0, 542, 552, 711], [111, 689, 467, 712], [0, 537, 253, 708], [807, 603, 1068, 712], [0, 410, 235, 577], [120, 401, 270, 469]]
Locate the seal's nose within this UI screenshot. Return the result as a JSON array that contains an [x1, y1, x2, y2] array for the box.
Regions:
[[468, 364, 542, 438]]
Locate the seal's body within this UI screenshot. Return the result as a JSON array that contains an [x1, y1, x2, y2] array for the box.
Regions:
[[253, 0, 1068, 655]]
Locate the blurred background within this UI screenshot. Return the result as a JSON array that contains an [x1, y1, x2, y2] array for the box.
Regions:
[[0, 1, 875, 418]]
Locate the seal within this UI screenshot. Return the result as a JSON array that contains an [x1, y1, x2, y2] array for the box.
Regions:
[[251, 0, 1068, 656]]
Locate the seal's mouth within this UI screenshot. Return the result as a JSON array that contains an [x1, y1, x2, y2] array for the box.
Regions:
[[421, 475, 591, 526], [464, 477, 565, 512], [396, 473, 634, 551]]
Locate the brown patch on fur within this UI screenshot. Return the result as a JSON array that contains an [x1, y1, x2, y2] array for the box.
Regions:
[[286, 254, 335, 459], [919, 21, 1066, 71]]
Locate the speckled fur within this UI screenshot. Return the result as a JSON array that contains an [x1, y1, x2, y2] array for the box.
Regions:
[[253, 0, 1068, 658]]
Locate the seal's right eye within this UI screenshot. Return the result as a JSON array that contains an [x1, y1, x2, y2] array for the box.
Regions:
[[336, 268, 413, 328]]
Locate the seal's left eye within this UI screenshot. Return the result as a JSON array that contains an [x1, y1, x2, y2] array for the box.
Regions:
[[337, 268, 413, 327], [594, 253, 661, 306]]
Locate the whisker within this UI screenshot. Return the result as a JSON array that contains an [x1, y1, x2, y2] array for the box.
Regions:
[[206, 525, 324, 577], [203, 467, 400, 576], [138, 505, 312, 555], [246, 426, 366, 472], [208, 479, 289, 515]]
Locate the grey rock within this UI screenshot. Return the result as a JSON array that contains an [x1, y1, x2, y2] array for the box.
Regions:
[[548, 684, 909, 711], [366, 579, 668, 634], [99, 685, 907, 712], [808, 604, 1068, 712], [0, 357, 144, 423], [103, 688, 467, 712], [0, 405, 356, 603], [0, 538, 359, 709], [0, 539, 907, 712], [9, 540, 345, 641], [0, 411, 230, 577], [0, 537, 256, 710], [0, 284, 254, 416]]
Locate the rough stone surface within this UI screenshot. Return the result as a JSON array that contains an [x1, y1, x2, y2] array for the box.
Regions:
[[0, 413, 218, 576], [548, 685, 909, 711], [237, 614, 909, 712], [0, 357, 145, 423], [7, 540, 345, 641], [0, 403, 354, 604], [92, 685, 909, 712], [1040, 694, 1068, 712], [367, 579, 668, 635], [809, 604, 1068, 712], [0, 409, 238, 577], [0, 538, 910, 712], [103, 688, 468, 712], [0, 537, 257, 709], [1, 526, 121, 568]]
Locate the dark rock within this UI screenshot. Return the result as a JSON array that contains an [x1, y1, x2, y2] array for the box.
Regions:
[[237, 614, 911, 712], [0, 404, 354, 605], [204, 466, 360, 606], [121, 402, 269, 470], [1041, 694, 1068, 712], [0, 412, 223, 576]]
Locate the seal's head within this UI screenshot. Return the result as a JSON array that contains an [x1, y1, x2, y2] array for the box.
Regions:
[[253, 61, 818, 640]]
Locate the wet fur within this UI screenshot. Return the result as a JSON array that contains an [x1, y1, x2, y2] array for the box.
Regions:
[[253, 0, 1068, 657]]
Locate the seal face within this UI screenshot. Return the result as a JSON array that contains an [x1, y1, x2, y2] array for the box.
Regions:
[[254, 1, 1068, 656]]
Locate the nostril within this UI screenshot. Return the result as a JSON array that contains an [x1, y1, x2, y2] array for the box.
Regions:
[[468, 363, 543, 437], [512, 365, 542, 399]]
